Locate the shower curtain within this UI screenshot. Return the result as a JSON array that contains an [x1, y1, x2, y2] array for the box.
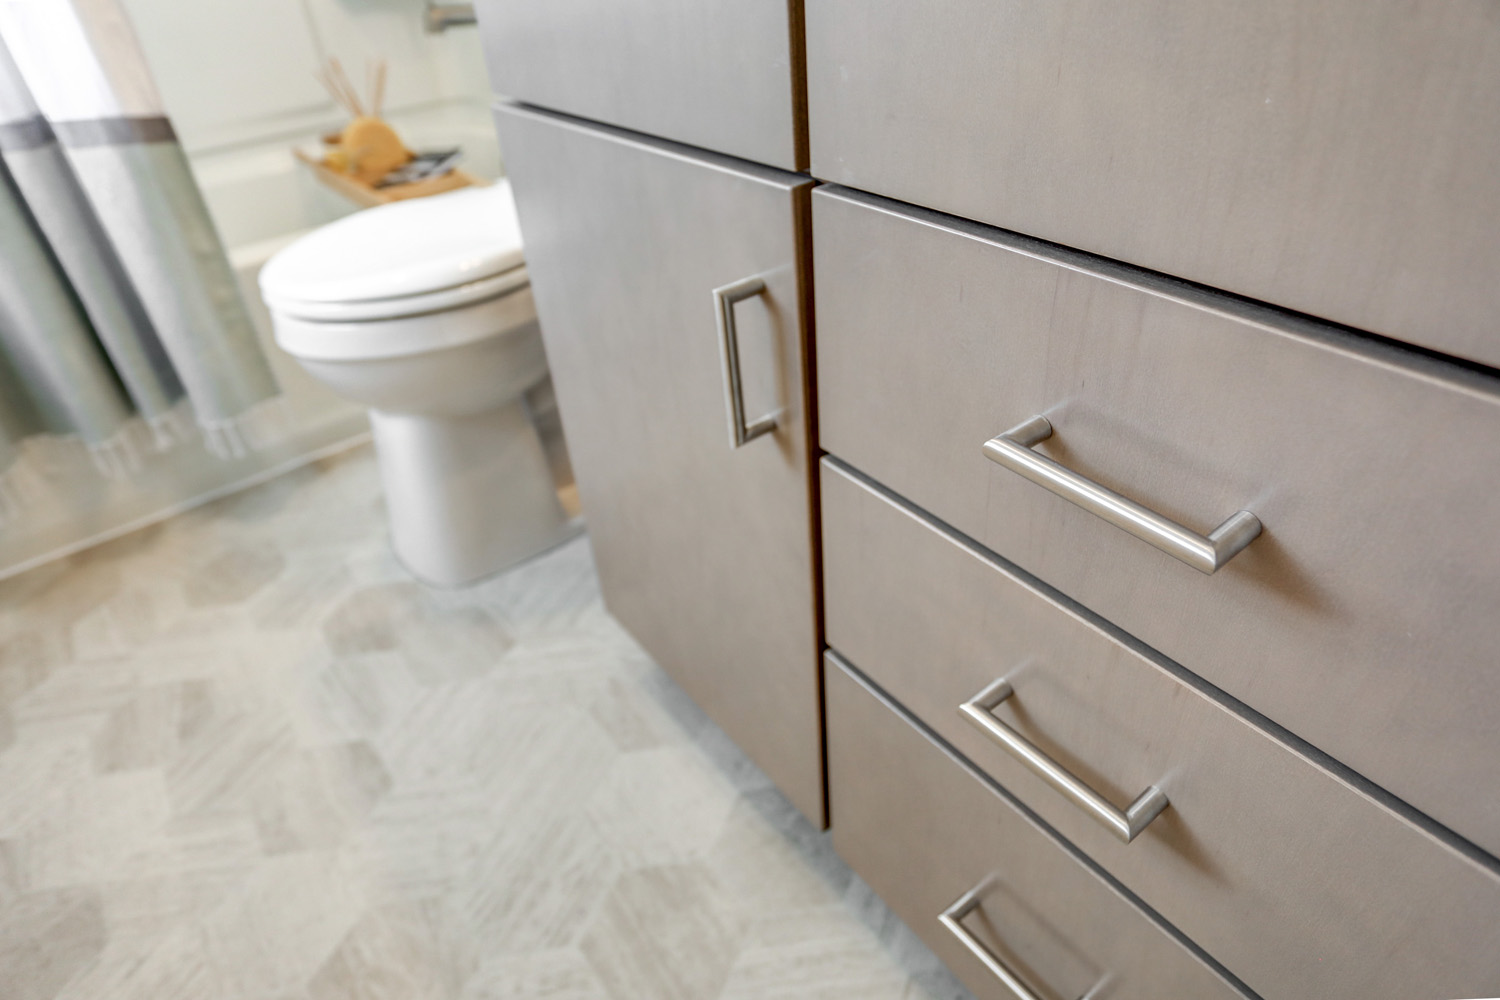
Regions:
[[0, 0, 278, 513]]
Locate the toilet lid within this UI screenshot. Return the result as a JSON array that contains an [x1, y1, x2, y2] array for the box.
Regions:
[[258, 181, 526, 308]]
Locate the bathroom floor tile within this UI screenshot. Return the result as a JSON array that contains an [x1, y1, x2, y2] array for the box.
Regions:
[[0, 445, 974, 1000]]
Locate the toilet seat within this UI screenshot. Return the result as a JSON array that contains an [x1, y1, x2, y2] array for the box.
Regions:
[[264, 262, 530, 323], [272, 282, 539, 362], [260, 180, 538, 362], [260, 182, 526, 306]]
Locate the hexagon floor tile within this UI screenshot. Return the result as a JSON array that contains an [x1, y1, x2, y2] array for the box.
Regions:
[[0, 444, 973, 1000]]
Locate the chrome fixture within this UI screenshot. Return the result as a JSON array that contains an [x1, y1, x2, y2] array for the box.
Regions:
[[713, 274, 779, 448], [940, 881, 1109, 1000], [425, 2, 476, 33], [982, 415, 1262, 574], [960, 676, 1170, 843]]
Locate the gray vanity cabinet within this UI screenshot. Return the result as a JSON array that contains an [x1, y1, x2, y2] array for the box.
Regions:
[[492, 103, 823, 825], [483, 4, 1500, 994]]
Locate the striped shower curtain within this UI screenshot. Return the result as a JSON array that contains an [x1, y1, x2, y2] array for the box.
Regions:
[[0, 0, 278, 514]]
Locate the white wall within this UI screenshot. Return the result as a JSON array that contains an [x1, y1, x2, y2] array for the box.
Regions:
[[120, 0, 493, 153]]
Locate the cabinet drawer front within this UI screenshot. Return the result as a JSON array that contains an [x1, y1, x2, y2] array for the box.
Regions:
[[826, 652, 1247, 1000], [823, 459, 1500, 1000], [495, 104, 822, 823], [806, 1, 1500, 366], [478, 0, 804, 171], [814, 185, 1500, 857]]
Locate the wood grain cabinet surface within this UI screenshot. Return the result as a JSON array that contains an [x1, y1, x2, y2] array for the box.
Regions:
[[826, 652, 1251, 1000], [822, 458, 1500, 1000], [493, 103, 824, 824], [484, 6, 1500, 989], [806, 0, 1500, 367], [814, 184, 1500, 860], [478, 0, 806, 170]]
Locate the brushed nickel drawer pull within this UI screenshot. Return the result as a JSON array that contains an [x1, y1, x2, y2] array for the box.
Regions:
[[961, 677, 1169, 843], [713, 275, 778, 448], [941, 884, 1045, 1000], [941, 882, 1107, 1000], [981, 415, 1261, 574]]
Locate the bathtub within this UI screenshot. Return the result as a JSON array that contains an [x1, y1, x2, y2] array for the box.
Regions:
[[197, 98, 505, 251], [0, 98, 504, 579]]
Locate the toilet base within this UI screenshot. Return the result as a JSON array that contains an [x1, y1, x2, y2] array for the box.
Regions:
[[369, 399, 575, 587]]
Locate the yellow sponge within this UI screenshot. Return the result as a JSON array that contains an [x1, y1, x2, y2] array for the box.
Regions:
[[336, 116, 411, 186]]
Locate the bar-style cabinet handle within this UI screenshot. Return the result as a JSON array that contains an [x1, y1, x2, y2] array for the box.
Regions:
[[960, 677, 1169, 843], [941, 882, 1108, 1000], [713, 275, 778, 448], [940, 884, 1047, 1000], [981, 415, 1261, 574]]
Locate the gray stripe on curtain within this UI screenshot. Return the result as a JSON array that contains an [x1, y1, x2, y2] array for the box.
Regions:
[[0, 161, 134, 445], [0, 115, 52, 150], [52, 115, 176, 147], [64, 139, 277, 422]]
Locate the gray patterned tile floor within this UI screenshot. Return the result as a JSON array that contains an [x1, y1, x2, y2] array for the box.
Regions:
[[0, 444, 974, 1000]]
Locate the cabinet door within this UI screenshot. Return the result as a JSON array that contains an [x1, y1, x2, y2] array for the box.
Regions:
[[478, 0, 805, 171], [493, 103, 822, 824]]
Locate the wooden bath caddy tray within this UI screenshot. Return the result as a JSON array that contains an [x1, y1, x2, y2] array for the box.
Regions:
[[293, 148, 485, 208]]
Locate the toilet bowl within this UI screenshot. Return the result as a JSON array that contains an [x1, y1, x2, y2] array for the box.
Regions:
[[259, 182, 576, 586]]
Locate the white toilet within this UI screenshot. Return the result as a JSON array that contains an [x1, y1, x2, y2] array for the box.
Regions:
[[259, 182, 575, 586]]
